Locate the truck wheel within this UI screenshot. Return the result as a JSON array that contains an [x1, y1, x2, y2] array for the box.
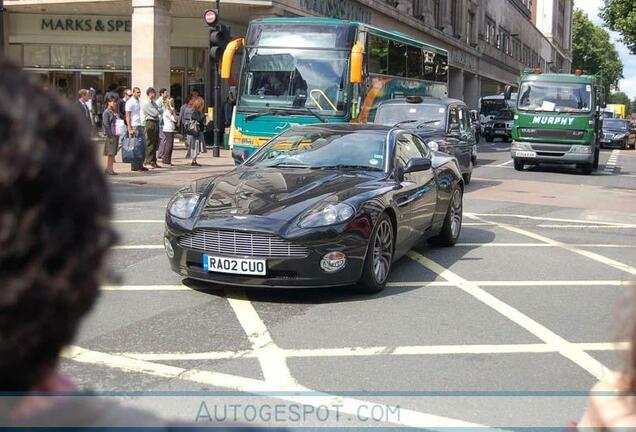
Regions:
[[577, 164, 593, 175], [593, 147, 600, 169], [513, 159, 524, 171]]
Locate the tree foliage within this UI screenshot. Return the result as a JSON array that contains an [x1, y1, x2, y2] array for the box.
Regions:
[[602, 0, 636, 54], [572, 9, 623, 94], [608, 91, 632, 114]]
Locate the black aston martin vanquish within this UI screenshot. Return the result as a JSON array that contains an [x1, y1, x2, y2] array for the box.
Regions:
[[164, 124, 464, 293]]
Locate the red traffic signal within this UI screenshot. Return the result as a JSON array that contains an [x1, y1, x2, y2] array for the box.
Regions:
[[204, 9, 218, 26]]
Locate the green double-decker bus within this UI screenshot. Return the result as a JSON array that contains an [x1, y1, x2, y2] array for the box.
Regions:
[[220, 17, 449, 161], [508, 69, 603, 175]]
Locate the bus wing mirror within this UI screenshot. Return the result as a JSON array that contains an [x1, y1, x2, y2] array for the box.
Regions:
[[504, 85, 513, 101], [221, 38, 245, 80], [350, 42, 363, 84]]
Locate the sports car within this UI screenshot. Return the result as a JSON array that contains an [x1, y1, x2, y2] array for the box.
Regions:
[[164, 124, 464, 293]]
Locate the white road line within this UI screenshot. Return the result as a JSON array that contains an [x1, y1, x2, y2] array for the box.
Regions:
[[537, 224, 636, 229], [407, 251, 610, 379], [226, 289, 299, 388], [469, 215, 636, 277], [112, 220, 164, 223], [102, 285, 193, 291], [120, 342, 630, 361], [387, 280, 635, 287], [466, 212, 635, 227], [495, 159, 513, 167], [462, 222, 492, 226], [455, 243, 636, 248]]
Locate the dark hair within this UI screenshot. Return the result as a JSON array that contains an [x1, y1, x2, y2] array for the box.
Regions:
[[159, 88, 167, 94], [0, 59, 116, 390], [106, 95, 118, 104]]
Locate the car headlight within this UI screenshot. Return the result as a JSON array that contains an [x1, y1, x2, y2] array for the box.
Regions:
[[427, 140, 441, 151], [168, 188, 202, 219], [569, 145, 592, 154], [299, 203, 355, 228], [614, 133, 626, 140]]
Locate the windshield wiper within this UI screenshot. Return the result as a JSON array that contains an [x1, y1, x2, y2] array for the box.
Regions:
[[244, 107, 327, 123], [318, 164, 383, 172], [266, 162, 311, 168], [394, 119, 441, 128]]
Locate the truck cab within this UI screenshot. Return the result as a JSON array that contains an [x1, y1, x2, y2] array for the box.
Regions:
[[508, 70, 602, 175]]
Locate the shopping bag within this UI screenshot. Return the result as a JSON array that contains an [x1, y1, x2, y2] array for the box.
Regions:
[[115, 119, 127, 136], [121, 136, 144, 163]]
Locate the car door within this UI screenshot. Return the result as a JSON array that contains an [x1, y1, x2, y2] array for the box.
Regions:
[[446, 106, 470, 174], [393, 133, 436, 249]]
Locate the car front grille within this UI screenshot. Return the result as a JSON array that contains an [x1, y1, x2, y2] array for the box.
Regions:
[[178, 229, 309, 258], [493, 123, 506, 129], [603, 133, 614, 140]]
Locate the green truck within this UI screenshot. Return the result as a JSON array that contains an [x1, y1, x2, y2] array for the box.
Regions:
[[506, 70, 603, 175]]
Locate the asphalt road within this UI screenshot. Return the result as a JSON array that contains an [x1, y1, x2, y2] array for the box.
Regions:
[[60, 139, 636, 428]]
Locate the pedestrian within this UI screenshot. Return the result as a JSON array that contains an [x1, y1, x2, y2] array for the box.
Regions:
[[177, 95, 192, 139], [104, 83, 120, 105], [94, 90, 104, 133], [119, 88, 131, 119], [142, 87, 162, 169], [77, 89, 92, 125], [156, 88, 168, 160], [102, 95, 119, 176], [0, 58, 190, 427], [186, 96, 207, 167], [161, 97, 177, 166], [125, 87, 147, 172], [86, 88, 96, 135]]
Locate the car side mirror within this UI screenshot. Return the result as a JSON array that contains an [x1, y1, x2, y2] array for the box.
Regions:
[[404, 157, 432, 174], [504, 85, 513, 101], [232, 149, 248, 165]]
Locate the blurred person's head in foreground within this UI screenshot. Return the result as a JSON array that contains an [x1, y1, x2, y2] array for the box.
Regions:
[[0, 58, 116, 393]]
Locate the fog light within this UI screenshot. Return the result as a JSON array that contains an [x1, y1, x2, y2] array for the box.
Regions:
[[164, 237, 174, 259], [320, 252, 346, 273]]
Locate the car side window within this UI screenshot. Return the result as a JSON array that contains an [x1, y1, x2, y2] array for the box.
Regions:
[[448, 107, 460, 133], [410, 134, 431, 158], [458, 107, 470, 133], [395, 134, 425, 167]]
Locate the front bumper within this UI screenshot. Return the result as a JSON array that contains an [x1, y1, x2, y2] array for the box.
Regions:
[[511, 141, 594, 165], [164, 229, 368, 288], [600, 138, 626, 148]]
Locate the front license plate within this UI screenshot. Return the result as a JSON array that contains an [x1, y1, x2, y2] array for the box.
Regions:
[[203, 255, 266, 276], [515, 151, 536, 158]]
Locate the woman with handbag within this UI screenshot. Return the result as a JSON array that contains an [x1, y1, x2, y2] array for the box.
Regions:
[[161, 97, 177, 166], [102, 95, 119, 175], [185, 97, 207, 167]]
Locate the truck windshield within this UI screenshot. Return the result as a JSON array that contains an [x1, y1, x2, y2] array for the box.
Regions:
[[239, 23, 355, 116], [518, 81, 592, 113]]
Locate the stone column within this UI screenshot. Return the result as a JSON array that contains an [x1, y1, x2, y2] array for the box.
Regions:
[[463, 72, 480, 109], [448, 67, 464, 100], [131, 0, 171, 93]]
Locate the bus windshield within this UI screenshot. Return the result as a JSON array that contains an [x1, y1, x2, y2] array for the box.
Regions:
[[239, 23, 355, 115], [240, 48, 348, 114], [480, 99, 508, 117], [518, 81, 592, 113]]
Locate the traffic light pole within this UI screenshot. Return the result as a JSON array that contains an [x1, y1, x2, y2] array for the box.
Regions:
[[212, 0, 222, 157]]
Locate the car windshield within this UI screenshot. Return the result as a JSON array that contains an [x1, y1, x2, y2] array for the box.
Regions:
[[480, 99, 508, 117], [374, 103, 446, 128], [518, 81, 592, 113], [247, 129, 387, 171], [494, 110, 514, 121], [603, 119, 628, 130]]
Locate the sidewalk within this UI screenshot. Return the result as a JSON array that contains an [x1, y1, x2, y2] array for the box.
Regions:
[[96, 136, 236, 187]]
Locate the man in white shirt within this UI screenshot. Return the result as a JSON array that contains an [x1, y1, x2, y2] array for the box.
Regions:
[[124, 87, 147, 172]]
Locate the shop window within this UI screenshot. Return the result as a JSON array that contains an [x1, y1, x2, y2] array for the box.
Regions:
[[7, 45, 22, 65], [387, 40, 406, 77], [24, 45, 50, 68]]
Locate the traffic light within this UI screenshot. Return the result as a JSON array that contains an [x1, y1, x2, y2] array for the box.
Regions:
[[209, 24, 231, 63]]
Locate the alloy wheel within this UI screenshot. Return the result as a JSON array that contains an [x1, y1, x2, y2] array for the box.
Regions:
[[372, 219, 393, 284], [450, 189, 463, 239]]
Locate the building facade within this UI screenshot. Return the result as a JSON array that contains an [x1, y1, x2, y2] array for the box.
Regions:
[[3, 0, 572, 109]]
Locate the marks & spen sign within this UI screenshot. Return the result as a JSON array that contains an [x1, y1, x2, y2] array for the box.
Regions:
[[41, 17, 131, 33]]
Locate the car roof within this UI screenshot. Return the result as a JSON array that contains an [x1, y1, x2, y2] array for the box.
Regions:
[[288, 123, 393, 134], [377, 97, 465, 108]]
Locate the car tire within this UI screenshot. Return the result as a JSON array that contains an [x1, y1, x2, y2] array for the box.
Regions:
[[513, 158, 524, 171], [577, 163, 593, 175], [462, 161, 473, 185], [428, 184, 463, 247], [624, 140, 629, 150], [354, 213, 394, 294]]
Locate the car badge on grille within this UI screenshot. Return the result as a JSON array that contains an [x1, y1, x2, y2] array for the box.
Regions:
[[233, 215, 247, 219]]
